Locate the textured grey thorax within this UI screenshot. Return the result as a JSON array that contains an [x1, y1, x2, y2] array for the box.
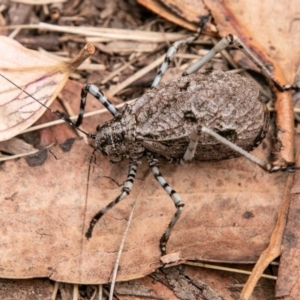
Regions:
[[95, 71, 268, 162]]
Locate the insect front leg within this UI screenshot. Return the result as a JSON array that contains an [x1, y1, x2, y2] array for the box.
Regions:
[[75, 84, 121, 127], [85, 160, 139, 239], [151, 15, 209, 89], [147, 153, 184, 255], [55, 84, 121, 134]]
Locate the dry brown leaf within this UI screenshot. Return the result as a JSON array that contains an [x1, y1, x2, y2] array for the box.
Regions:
[[0, 84, 290, 284], [137, 0, 206, 31], [0, 140, 288, 284], [276, 154, 300, 299], [116, 276, 179, 300], [0, 36, 94, 142], [0, 138, 36, 155], [160, 0, 208, 24]]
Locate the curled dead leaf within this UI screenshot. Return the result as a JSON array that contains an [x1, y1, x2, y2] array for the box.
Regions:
[[0, 36, 95, 142]]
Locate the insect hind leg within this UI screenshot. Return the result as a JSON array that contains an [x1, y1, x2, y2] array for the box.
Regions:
[[85, 160, 139, 239], [147, 153, 184, 255], [181, 125, 272, 171]]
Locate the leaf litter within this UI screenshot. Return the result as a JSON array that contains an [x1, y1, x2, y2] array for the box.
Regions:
[[1, 0, 300, 299], [0, 91, 290, 283]]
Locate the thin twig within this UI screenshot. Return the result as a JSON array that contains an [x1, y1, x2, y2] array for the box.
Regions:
[[1, 23, 190, 42], [183, 261, 277, 280]]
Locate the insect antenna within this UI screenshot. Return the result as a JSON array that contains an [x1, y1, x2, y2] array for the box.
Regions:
[[85, 148, 98, 200], [79, 147, 98, 240], [0, 73, 96, 140]]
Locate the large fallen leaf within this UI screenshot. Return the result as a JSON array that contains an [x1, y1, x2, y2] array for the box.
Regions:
[[0, 35, 94, 142], [0, 132, 289, 284]]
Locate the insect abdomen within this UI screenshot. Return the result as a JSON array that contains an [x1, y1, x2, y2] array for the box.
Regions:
[[134, 71, 268, 161]]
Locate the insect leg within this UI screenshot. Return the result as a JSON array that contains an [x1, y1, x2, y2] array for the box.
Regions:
[[85, 160, 139, 239], [147, 153, 184, 255], [183, 35, 234, 75], [75, 84, 121, 127], [183, 34, 299, 92], [180, 128, 200, 164], [151, 15, 209, 89], [182, 125, 272, 170]]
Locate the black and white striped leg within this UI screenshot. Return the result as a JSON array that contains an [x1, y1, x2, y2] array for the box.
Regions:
[[85, 160, 139, 239], [75, 84, 120, 127], [151, 15, 209, 89], [147, 153, 184, 255], [181, 125, 272, 170]]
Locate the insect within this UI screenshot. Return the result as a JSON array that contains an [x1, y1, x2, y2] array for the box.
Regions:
[[3, 19, 298, 255], [58, 24, 295, 255]]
